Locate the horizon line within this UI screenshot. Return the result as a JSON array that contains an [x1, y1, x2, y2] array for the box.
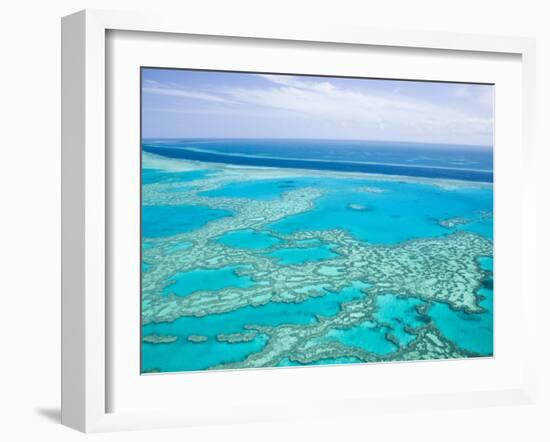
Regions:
[[141, 136, 493, 149]]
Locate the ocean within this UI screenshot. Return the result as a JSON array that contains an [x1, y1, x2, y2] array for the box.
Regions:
[[142, 138, 493, 182], [140, 138, 493, 373]]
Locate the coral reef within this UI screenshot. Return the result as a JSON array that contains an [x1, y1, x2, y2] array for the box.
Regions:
[[141, 155, 493, 370], [142, 334, 178, 344], [187, 335, 209, 343], [216, 331, 258, 343]]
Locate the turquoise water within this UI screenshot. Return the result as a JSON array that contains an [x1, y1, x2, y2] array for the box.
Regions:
[[374, 294, 428, 345], [142, 333, 268, 373], [142, 168, 212, 185], [428, 257, 493, 355], [142, 205, 232, 238], [323, 321, 398, 354], [166, 242, 193, 253], [142, 282, 368, 372], [198, 174, 493, 244], [316, 294, 427, 356], [267, 178, 493, 243], [143, 139, 492, 182], [200, 178, 295, 200], [149, 282, 368, 335], [266, 244, 339, 264], [478, 256, 494, 271], [216, 229, 282, 249], [163, 265, 255, 297], [141, 139, 493, 372]]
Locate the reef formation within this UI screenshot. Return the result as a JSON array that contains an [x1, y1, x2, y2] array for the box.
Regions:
[[141, 153, 493, 371]]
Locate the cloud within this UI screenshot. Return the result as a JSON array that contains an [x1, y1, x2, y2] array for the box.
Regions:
[[143, 79, 161, 86], [257, 74, 335, 92], [475, 86, 494, 108], [225, 76, 492, 139], [142, 86, 235, 104], [143, 73, 494, 145], [454, 85, 470, 98], [453, 84, 494, 108]]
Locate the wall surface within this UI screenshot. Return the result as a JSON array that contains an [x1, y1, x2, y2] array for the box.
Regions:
[[0, 0, 548, 440]]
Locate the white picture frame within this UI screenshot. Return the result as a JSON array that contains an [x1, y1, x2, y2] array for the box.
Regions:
[[61, 9, 538, 433]]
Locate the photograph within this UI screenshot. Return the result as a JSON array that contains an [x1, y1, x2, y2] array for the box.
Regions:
[[140, 67, 494, 374]]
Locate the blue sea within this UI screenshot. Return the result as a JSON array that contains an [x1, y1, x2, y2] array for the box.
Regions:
[[143, 138, 493, 182], [141, 138, 493, 373]]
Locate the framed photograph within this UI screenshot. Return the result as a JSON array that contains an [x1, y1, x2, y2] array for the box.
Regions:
[[139, 67, 496, 374], [61, 9, 538, 432]]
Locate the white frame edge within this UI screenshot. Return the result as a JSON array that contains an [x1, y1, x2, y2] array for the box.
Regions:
[[61, 8, 538, 433]]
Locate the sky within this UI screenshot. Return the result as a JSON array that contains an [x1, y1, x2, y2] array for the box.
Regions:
[[141, 68, 494, 146]]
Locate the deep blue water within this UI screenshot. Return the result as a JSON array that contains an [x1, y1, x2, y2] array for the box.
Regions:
[[143, 139, 493, 182]]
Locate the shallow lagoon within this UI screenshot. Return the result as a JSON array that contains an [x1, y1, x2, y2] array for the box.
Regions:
[[199, 178, 295, 200], [163, 265, 256, 297], [428, 257, 494, 355], [142, 282, 368, 372], [142, 332, 268, 373], [374, 294, 427, 346], [198, 174, 493, 244], [187, 173, 493, 244], [267, 178, 493, 243], [142, 168, 212, 185], [322, 321, 398, 355], [142, 204, 232, 238]]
